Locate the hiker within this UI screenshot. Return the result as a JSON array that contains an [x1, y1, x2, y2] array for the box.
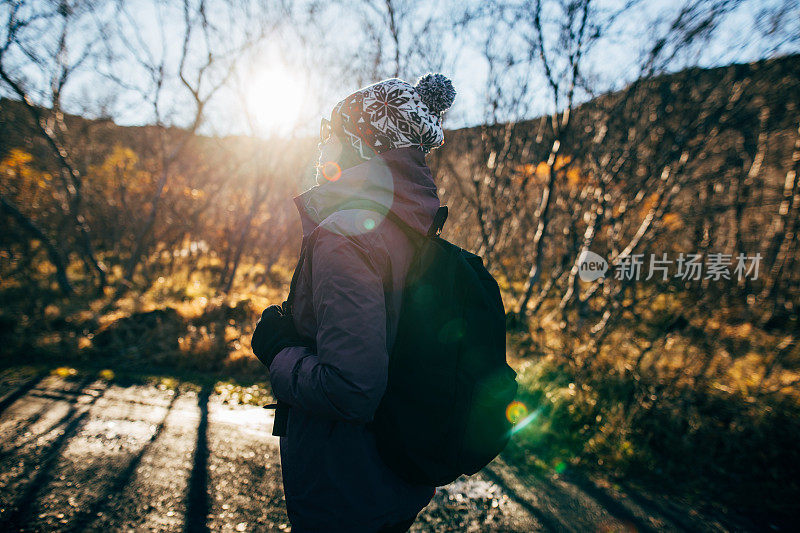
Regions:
[[251, 74, 457, 533]]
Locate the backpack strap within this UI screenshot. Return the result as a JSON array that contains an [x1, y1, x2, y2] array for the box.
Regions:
[[428, 205, 448, 238]]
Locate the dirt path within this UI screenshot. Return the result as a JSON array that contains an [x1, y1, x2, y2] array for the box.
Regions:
[[0, 372, 746, 532]]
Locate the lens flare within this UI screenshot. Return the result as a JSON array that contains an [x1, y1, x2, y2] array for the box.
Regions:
[[508, 407, 542, 437], [321, 160, 341, 182], [363, 217, 376, 230], [506, 401, 528, 424]]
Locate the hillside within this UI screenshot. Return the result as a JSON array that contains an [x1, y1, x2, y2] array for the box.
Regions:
[[4, 53, 798, 176]]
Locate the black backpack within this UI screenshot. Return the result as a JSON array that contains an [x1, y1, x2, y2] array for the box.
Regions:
[[279, 198, 518, 487]]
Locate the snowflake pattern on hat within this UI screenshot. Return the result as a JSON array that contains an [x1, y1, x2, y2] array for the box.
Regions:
[[330, 77, 453, 162]]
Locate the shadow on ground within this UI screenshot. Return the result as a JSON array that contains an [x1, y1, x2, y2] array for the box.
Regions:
[[0, 367, 759, 532]]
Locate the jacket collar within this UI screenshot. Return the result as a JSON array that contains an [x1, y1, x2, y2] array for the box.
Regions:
[[293, 146, 440, 237]]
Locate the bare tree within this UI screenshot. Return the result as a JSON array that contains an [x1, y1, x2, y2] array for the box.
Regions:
[[0, 0, 109, 289], [111, 0, 275, 285], [295, 0, 453, 91], [0, 194, 73, 294]]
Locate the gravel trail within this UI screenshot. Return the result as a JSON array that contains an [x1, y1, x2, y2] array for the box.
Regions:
[[0, 372, 745, 532]]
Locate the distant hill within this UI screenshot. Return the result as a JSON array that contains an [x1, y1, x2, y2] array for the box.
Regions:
[[3, 53, 798, 169], [444, 53, 799, 142]]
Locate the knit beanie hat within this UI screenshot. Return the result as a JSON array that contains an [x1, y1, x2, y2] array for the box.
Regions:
[[328, 73, 457, 163]]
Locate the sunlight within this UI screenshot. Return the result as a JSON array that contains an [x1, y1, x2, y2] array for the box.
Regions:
[[243, 62, 311, 137]]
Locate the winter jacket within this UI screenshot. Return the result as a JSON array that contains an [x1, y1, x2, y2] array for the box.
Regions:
[[268, 145, 440, 532]]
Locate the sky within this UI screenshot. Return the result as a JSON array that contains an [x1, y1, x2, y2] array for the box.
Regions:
[[1, 0, 796, 140], [213, 0, 798, 138]]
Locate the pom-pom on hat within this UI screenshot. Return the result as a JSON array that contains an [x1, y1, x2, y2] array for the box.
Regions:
[[328, 73, 456, 162], [415, 73, 457, 117]]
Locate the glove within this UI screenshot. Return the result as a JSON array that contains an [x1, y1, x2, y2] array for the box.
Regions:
[[251, 304, 309, 369]]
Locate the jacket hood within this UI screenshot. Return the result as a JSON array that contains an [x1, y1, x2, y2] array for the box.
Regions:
[[293, 146, 440, 237]]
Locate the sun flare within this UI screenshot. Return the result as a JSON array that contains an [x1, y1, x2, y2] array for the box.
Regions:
[[244, 62, 310, 136]]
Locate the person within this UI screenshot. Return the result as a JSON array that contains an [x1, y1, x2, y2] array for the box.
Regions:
[[251, 74, 456, 533]]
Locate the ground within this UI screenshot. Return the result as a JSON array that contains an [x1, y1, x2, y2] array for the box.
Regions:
[[0, 371, 746, 532]]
